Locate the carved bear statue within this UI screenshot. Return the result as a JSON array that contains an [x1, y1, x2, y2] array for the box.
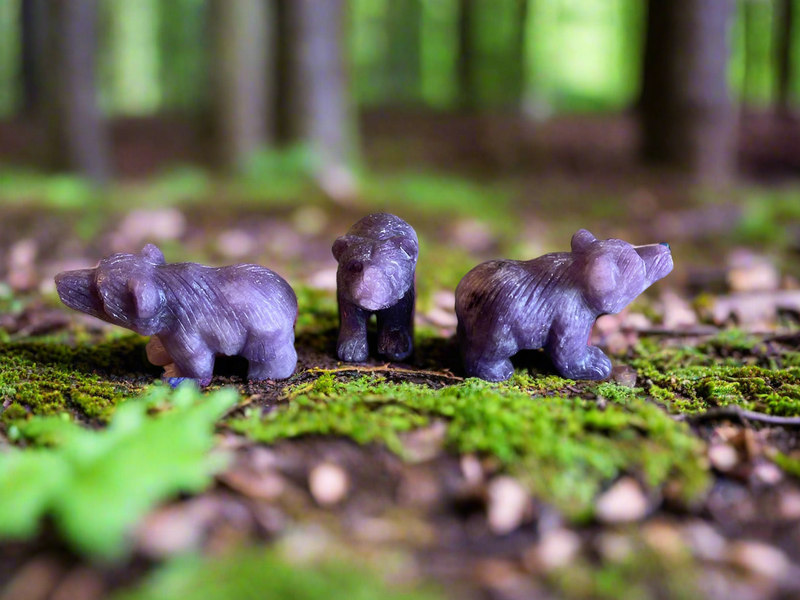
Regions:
[[333, 213, 418, 362], [455, 229, 673, 382], [55, 244, 298, 384]]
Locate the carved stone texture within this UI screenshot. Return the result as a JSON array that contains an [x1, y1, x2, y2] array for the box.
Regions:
[[55, 244, 297, 385], [333, 213, 418, 362], [455, 229, 673, 382]]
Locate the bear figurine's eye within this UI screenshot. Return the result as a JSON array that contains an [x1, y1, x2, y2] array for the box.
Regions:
[[347, 260, 364, 274]]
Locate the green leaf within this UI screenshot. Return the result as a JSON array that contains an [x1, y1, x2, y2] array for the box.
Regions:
[[0, 384, 238, 559]]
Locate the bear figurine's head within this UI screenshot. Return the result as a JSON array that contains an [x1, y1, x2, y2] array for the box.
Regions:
[[55, 244, 168, 335], [570, 229, 673, 315], [333, 234, 418, 312]]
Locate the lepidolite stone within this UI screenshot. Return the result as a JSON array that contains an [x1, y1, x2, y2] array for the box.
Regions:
[[55, 244, 297, 384], [455, 229, 673, 381], [333, 213, 418, 362]]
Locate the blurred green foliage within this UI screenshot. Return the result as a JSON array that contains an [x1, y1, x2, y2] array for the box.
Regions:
[[1, 0, 796, 118], [113, 547, 439, 600], [0, 384, 237, 559]]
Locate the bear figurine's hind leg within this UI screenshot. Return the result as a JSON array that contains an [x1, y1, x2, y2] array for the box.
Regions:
[[243, 333, 297, 380], [168, 344, 215, 387], [545, 319, 612, 381], [377, 289, 414, 361], [459, 322, 516, 382]]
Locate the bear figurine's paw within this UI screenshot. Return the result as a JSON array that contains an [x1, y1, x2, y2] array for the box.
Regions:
[[465, 358, 514, 382], [378, 328, 412, 362], [556, 346, 612, 381], [337, 335, 369, 363]]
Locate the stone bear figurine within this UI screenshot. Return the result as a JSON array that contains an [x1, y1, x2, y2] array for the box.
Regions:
[[333, 213, 418, 362], [55, 244, 298, 384], [455, 229, 673, 382]]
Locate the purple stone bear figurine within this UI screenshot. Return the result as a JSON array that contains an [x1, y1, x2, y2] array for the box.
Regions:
[[55, 244, 298, 384], [333, 213, 418, 362], [455, 229, 673, 382]]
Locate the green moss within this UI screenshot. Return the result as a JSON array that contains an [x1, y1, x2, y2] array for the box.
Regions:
[[228, 374, 709, 519], [630, 331, 800, 415], [0, 334, 156, 421]]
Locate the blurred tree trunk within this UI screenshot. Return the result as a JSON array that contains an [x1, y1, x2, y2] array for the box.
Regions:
[[639, 0, 737, 182], [507, 0, 529, 108], [386, 0, 423, 104], [775, 0, 795, 116], [292, 0, 359, 201], [20, 0, 47, 116], [274, 0, 298, 143], [742, 0, 759, 104], [44, 0, 110, 183], [210, 0, 272, 172], [457, 0, 478, 110]]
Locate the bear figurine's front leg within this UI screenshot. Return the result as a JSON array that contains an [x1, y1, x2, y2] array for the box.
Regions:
[[337, 299, 369, 362], [546, 318, 612, 381], [377, 288, 414, 361], [161, 335, 215, 388]]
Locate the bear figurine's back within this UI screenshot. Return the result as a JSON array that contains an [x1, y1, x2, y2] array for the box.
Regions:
[[333, 213, 418, 362], [455, 229, 673, 382], [55, 244, 297, 384]]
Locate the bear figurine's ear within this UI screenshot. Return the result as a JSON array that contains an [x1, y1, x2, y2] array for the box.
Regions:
[[571, 229, 597, 253], [584, 254, 619, 308], [332, 236, 350, 261], [128, 277, 162, 320], [388, 236, 418, 261], [140, 244, 166, 265]]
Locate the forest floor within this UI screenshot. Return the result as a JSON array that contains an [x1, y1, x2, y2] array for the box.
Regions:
[[2, 114, 800, 600]]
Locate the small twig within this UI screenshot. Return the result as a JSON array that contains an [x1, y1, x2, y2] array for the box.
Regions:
[[306, 365, 464, 382], [636, 327, 720, 337], [676, 405, 800, 426]]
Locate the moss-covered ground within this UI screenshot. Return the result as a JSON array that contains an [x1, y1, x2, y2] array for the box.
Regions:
[[2, 164, 800, 599], [2, 289, 799, 525]]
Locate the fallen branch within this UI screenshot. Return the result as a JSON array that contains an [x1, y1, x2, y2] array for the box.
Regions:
[[305, 365, 464, 382], [677, 405, 800, 426]]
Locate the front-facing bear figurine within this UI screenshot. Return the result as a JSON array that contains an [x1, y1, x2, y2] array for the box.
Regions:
[[55, 244, 297, 385], [455, 229, 673, 382], [333, 213, 418, 362]]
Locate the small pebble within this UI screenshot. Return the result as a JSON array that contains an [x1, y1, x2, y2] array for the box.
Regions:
[[596, 532, 633, 563], [487, 476, 530, 535], [216, 229, 255, 259], [118, 208, 186, 245], [661, 289, 698, 329], [306, 268, 338, 291], [425, 306, 458, 328], [460, 454, 484, 487], [642, 520, 686, 559], [523, 528, 582, 572], [708, 443, 739, 472], [433, 290, 456, 310], [752, 461, 783, 486], [308, 462, 349, 506], [727, 541, 790, 580], [610, 365, 637, 388], [778, 489, 800, 520], [595, 477, 648, 524], [399, 420, 447, 463], [291, 206, 328, 236], [681, 520, 727, 562]]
